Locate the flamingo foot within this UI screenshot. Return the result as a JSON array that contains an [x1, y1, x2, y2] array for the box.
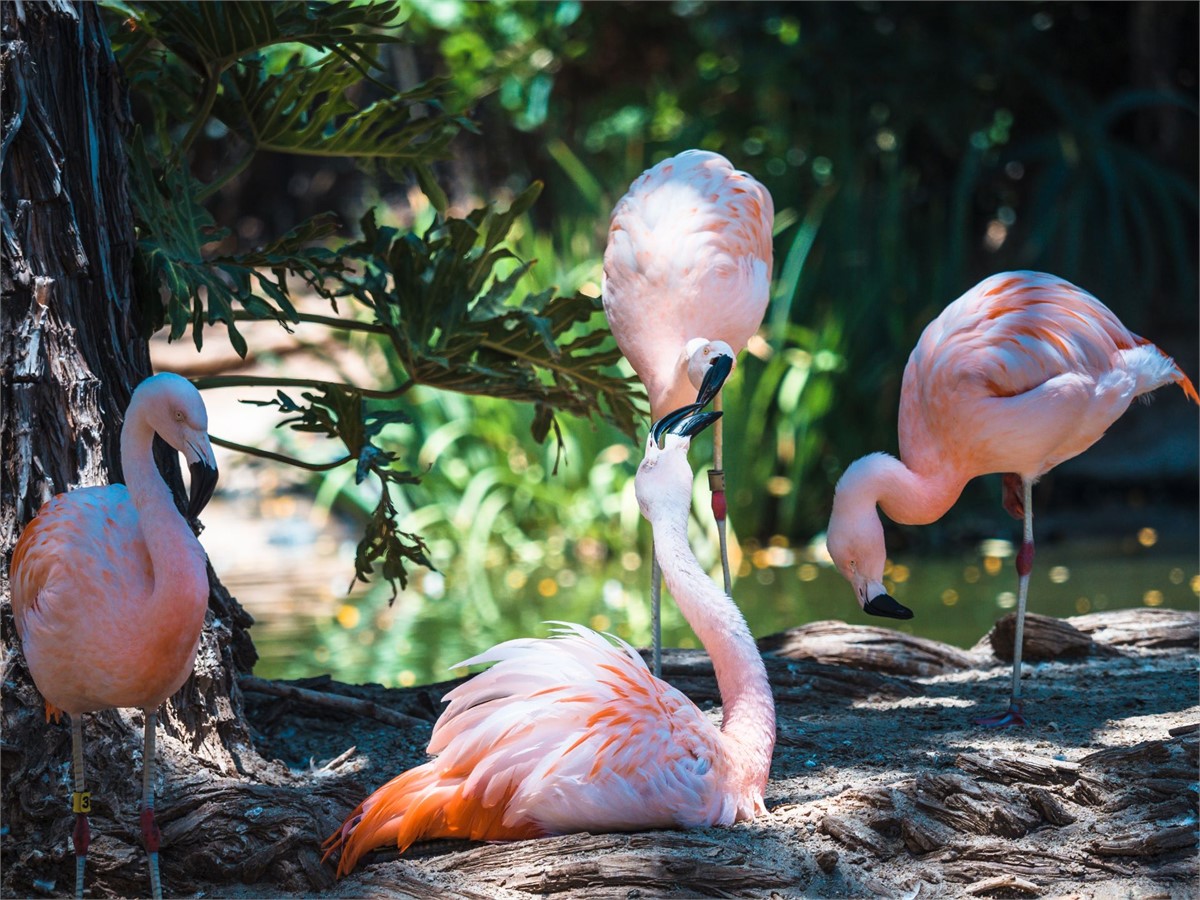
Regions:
[[973, 700, 1027, 729]]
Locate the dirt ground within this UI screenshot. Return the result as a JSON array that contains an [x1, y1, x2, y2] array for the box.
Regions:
[[182, 607, 1199, 900]]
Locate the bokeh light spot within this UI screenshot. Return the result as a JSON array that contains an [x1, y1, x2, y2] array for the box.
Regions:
[[336, 604, 360, 629]]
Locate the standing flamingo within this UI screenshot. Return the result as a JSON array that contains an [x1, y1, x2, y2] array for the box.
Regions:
[[603, 149, 774, 675], [324, 383, 775, 876], [825, 271, 1198, 727], [10, 372, 218, 899]]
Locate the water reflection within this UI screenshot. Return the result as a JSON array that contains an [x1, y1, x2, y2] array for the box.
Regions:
[[241, 534, 1199, 688]]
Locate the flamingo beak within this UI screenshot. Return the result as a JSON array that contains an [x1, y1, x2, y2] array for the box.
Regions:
[[694, 353, 733, 409], [673, 409, 722, 438], [650, 406, 723, 444], [863, 593, 914, 620], [187, 459, 219, 518]]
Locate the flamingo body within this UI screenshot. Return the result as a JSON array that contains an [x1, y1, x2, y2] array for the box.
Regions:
[[327, 406, 775, 876], [9, 371, 217, 898], [896, 271, 1197, 487], [12, 373, 215, 717], [826, 271, 1197, 720], [603, 149, 773, 418], [11, 485, 207, 716], [329, 625, 754, 876]]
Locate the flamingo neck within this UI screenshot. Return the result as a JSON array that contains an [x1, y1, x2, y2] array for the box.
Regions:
[[649, 510, 775, 790], [120, 401, 208, 603], [835, 452, 966, 528]]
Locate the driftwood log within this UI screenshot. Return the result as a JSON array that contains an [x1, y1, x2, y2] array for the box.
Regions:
[[1068, 608, 1200, 650], [980, 609, 1199, 663], [759, 619, 980, 676]]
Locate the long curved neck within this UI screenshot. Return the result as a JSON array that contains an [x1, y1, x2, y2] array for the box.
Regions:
[[120, 401, 207, 603], [839, 452, 967, 527], [650, 510, 775, 784]]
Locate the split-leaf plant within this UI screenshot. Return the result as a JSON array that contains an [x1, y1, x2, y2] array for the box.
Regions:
[[103, 0, 639, 597]]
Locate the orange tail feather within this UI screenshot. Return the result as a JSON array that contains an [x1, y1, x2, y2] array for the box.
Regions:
[[323, 762, 542, 877], [1176, 370, 1199, 405]]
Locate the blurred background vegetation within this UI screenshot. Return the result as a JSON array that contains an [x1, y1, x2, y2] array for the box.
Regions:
[[108, 1, 1198, 685]]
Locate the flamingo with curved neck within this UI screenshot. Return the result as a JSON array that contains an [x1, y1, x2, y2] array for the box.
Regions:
[[11, 372, 218, 899], [604, 149, 775, 675], [826, 271, 1198, 726], [325, 395, 775, 876]]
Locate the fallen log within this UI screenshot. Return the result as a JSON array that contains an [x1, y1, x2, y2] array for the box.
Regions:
[[759, 620, 978, 676], [979, 612, 1117, 662]]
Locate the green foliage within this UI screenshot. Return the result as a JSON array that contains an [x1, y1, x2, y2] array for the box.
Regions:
[[110, 0, 461, 345], [104, 0, 638, 594], [404, 1, 1198, 542], [340, 190, 638, 436], [129, 136, 344, 355]]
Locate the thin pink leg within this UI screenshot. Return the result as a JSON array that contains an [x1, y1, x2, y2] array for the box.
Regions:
[[142, 709, 163, 900], [975, 478, 1033, 728], [70, 716, 90, 899]]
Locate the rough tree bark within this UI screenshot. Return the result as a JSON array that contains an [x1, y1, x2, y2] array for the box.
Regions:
[[0, 4, 272, 896]]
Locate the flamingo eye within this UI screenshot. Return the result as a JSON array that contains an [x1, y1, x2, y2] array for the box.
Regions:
[[174, 409, 185, 422]]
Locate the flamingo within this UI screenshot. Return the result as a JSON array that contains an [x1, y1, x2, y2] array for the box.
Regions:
[[324, 374, 776, 876], [10, 372, 219, 899], [603, 149, 774, 676], [825, 271, 1198, 727]]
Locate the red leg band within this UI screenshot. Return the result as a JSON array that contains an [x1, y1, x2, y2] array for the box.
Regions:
[[1016, 540, 1034, 577], [140, 806, 161, 854], [73, 813, 90, 856]]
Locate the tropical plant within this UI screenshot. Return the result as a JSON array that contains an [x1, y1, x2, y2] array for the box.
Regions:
[[99, 0, 639, 595], [401, 1, 1198, 543]]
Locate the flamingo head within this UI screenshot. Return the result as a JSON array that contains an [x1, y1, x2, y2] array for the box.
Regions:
[[137, 373, 219, 517], [826, 456, 913, 620], [636, 404, 722, 525], [685, 338, 736, 397]]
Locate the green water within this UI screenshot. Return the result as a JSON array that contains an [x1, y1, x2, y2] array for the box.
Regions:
[[247, 532, 1198, 688]]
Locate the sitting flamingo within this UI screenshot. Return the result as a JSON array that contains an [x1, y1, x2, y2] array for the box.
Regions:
[[825, 271, 1197, 727], [325, 370, 775, 875], [11, 372, 218, 899]]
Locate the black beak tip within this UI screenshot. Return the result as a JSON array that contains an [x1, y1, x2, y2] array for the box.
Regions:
[[695, 353, 734, 408], [651, 404, 696, 442], [677, 409, 722, 438], [187, 460, 219, 518], [650, 406, 722, 443], [863, 593, 914, 620]]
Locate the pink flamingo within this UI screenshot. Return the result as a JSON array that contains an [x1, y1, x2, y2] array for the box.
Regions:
[[825, 271, 1198, 727], [324, 384, 776, 876], [11, 372, 218, 899], [603, 149, 774, 674]]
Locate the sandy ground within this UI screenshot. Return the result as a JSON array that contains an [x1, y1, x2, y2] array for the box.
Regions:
[[193, 610, 1200, 900]]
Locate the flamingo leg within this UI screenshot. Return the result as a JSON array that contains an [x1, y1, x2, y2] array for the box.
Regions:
[[711, 391, 733, 596], [70, 716, 90, 900], [141, 709, 163, 900], [650, 548, 663, 678], [975, 477, 1033, 728]]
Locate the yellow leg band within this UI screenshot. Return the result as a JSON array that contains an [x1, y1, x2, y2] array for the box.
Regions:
[[72, 791, 91, 814]]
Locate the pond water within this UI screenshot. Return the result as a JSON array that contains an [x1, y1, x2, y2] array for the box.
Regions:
[[238, 528, 1198, 688]]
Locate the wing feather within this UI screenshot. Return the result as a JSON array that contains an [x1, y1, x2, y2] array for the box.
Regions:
[[326, 624, 734, 874], [899, 271, 1196, 476]]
